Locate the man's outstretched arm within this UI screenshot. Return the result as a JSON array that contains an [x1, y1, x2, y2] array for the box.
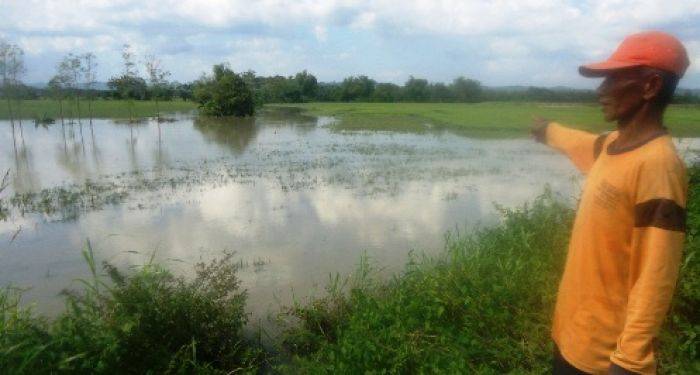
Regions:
[[531, 118, 606, 174]]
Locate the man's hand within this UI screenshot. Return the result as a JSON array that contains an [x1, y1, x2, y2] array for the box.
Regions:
[[531, 116, 550, 144]]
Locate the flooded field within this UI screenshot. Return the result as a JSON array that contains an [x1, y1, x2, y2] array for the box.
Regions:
[[1, 110, 697, 319]]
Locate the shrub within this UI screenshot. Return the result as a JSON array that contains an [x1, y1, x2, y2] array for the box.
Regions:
[[657, 164, 700, 373], [0, 246, 262, 374], [194, 64, 255, 117]]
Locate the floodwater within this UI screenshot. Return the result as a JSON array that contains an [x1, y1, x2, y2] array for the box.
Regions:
[[1, 110, 697, 320]]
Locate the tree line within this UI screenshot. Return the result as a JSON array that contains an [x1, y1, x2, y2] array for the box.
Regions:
[[3, 37, 700, 120]]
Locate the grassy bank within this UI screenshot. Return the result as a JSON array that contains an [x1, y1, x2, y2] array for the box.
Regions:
[[272, 102, 700, 137], [0, 99, 197, 120], [279, 188, 699, 373], [1, 176, 698, 373]]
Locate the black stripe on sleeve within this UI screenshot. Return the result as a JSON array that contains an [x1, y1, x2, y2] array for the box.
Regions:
[[609, 362, 641, 375], [593, 133, 609, 160], [634, 198, 686, 232]]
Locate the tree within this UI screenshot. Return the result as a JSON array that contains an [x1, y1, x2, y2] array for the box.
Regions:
[[316, 82, 342, 101], [294, 70, 318, 102], [107, 44, 142, 121], [57, 53, 83, 121], [144, 54, 171, 119], [81, 52, 98, 121], [430, 82, 454, 102], [340, 75, 375, 101], [450, 76, 482, 102], [172, 82, 194, 101], [0, 40, 25, 125], [403, 76, 429, 101], [48, 72, 70, 125], [194, 64, 254, 117], [241, 70, 264, 106], [259, 75, 300, 103], [107, 75, 147, 99], [372, 83, 401, 102]]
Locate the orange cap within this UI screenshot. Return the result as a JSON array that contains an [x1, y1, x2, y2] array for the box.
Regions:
[[579, 31, 690, 78]]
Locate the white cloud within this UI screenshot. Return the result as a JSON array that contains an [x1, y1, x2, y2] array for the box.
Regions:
[[18, 34, 117, 55], [314, 25, 328, 42], [489, 38, 531, 58], [350, 11, 376, 29], [1, 0, 699, 86], [686, 41, 700, 74]]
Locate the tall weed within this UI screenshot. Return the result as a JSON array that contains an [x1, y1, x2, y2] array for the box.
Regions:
[[0, 250, 262, 374]]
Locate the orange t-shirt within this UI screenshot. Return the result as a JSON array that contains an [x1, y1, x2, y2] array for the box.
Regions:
[[546, 122, 687, 375]]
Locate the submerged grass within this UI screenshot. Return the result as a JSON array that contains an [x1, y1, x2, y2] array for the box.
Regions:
[[2, 170, 698, 373], [0, 99, 197, 120], [274, 102, 700, 137]]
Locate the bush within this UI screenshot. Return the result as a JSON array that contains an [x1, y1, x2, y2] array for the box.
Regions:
[[0, 246, 262, 374], [657, 164, 700, 373], [194, 64, 255, 117]]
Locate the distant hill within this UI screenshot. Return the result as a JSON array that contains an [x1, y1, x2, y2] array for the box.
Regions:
[[485, 85, 594, 93], [27, 81, 111, 91], [677, 88, 700, 96], [486, 85, 700, 96]]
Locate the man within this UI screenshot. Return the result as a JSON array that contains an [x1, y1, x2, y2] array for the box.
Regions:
[[531, 31, 691, 374]]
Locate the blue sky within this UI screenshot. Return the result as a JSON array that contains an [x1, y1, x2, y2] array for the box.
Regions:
[[2, 0, 700, 88]]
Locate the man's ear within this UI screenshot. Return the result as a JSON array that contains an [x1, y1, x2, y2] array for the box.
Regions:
[[642, 73, 663, 101]]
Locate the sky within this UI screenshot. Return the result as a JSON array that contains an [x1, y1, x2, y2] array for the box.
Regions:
[[1, 0, 700, 89]]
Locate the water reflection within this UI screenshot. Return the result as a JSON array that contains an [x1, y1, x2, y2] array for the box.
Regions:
[[3, 111, 699, 319], [10, 124, 40, 193], [193, 116, 259, 155]]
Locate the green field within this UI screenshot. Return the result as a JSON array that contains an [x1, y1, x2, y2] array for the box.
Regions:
[[274, 102, 700, 137], [4, 100, 699, 138], [0, 99, 198, 120]]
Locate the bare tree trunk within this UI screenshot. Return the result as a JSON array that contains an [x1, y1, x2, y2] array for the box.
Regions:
[[16, 98, 22, 127], [88, 96, 93, 123], [11, 123, 17, 161], [5, 95, 14, 127], [58, 98, 64, 125], [79, 122, 85, 156], [62, 122, 67, 154], [129, 99, 134, 122], [76, 89, 81, 124]]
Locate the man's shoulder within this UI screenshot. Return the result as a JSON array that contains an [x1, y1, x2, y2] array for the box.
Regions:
[[637, 136, 686, 174]]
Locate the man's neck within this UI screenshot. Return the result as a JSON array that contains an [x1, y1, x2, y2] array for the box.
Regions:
[[615, 103, 666, 147]]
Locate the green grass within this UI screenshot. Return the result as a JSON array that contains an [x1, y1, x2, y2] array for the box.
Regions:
[[0, 247, 262, 374], [279, 179, 700, 373], [0, 99, 197, 120], [272, 102, 700, 137]]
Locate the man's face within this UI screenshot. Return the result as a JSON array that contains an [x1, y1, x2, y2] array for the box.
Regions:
[[596, 69, 647, 124]]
